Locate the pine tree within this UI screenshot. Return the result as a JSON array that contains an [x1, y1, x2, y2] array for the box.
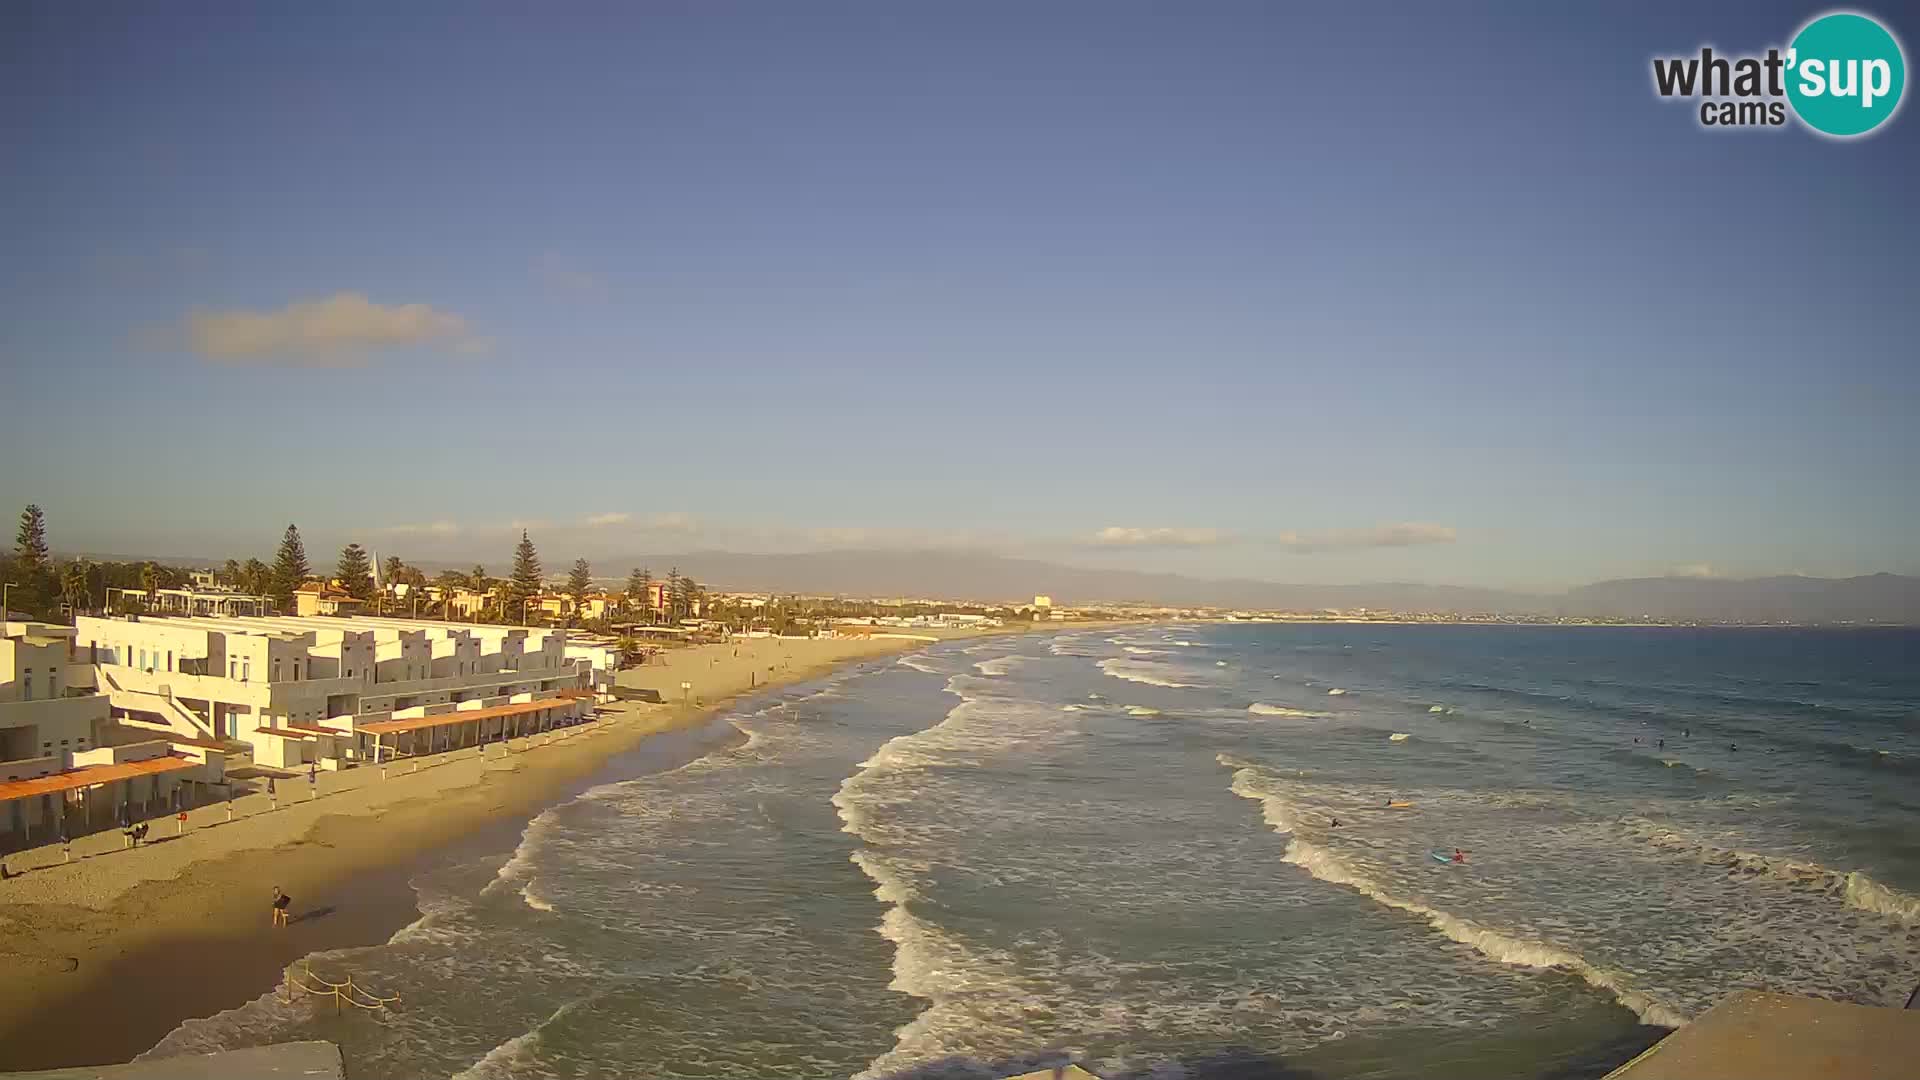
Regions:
[[665, 567, 683, 622], [13, 504, 52, 616], [337, 543, 376, 601], [507, 531, 542, 623], [567, 558, 592, 603], [271, 524, 311, 611], [626, 567, 652, 622]]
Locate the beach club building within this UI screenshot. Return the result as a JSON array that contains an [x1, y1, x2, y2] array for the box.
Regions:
[[71, 614, 597, 773], [2, 622, 226, 849]]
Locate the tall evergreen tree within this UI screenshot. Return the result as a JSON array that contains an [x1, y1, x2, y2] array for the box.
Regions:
[[626, 567, 652, 622], [664, 567, 683, 622], [507, 531, 542, 623], [567, 558, 593, 603], [271, 523, 311, 611], [337, 543, 376, 601], [13, 504, 52, 616]]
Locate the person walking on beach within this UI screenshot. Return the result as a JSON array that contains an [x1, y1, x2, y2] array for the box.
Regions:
[[271, 886, 293, 927]]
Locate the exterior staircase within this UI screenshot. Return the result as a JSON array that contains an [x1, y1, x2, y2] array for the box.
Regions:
[[97, 668, 218, 741]]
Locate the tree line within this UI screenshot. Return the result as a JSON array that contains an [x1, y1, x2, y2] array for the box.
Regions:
[[4, 505, 705, 629]]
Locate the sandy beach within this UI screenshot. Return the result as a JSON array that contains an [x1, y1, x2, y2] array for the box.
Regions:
[[0, 627, 1084, 1071]]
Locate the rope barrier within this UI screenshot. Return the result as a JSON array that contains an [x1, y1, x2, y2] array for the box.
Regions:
[[283, 959, 401, 1013]]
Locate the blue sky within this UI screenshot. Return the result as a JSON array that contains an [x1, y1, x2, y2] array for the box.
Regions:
[[2, 1, 1915, 590]]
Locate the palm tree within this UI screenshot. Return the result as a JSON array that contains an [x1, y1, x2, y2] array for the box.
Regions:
[[61, 560, 93, 615], [139, 561, 159, 598]]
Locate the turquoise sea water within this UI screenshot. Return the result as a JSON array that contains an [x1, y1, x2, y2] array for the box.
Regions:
[[145, 624, 1920, 1079]]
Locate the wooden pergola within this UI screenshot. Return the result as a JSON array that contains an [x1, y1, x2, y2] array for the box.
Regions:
[[358, 698, 585, 764], [0, 754, 200, 845]]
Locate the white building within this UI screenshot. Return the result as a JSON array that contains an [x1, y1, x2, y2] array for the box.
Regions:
[[72, 614, 594, 771], [3, 621, 225, 847]]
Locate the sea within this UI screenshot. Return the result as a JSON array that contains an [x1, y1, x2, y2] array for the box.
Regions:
[[143, 624, 1920, 1079]]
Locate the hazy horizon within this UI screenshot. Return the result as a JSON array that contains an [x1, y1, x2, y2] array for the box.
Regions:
[[4, 2, 1915, 591]]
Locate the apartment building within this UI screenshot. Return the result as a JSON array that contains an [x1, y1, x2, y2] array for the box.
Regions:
[[73, 614, 594, 771], [3, 621, 225, 847]]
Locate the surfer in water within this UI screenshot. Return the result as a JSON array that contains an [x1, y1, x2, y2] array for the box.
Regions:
[[1452, 849, 1467, 864]]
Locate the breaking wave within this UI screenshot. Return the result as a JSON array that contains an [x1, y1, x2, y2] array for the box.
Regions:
[[1097, 657, 1197, 689], [1620, 819, 1920, 923], [1222, 757, 1685, 1028], [1248, 703, 1330, 719]]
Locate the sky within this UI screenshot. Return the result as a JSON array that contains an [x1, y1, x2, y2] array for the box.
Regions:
[[2, 1, 1915, 591]]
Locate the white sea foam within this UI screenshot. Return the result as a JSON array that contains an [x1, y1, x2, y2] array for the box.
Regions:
[[1249, 703, 1330, 719], [1326, 688, 1348, 696], [1125, 705, 1161, 717], [1123, 646, 1168, 655], [1224, 760, 1685, 1028], [449, 996, 598, 1080], [1621, 818, 1920, 923], [1428, 705, 1446, 713], [896, 654, 942, 674], [1097, 657, 1196, 689], [973, 656, 1024, 677]]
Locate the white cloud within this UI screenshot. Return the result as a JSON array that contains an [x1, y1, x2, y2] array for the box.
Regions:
[[584, 512, 632, 527], [378, 520, 461, 536], [1273, 522, 1457, 553], [533, 252, 605, 298], [187, 292, 477, 364], [1089, 526, 1234, 548], [509, 518, 552, 532], [645, 511, 700, 534], [1668, 563, 1718, 578]]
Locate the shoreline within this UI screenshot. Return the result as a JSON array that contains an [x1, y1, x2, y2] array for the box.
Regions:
[[0, 624, 1124, 1071]]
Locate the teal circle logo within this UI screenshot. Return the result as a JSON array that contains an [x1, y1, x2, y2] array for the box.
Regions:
[[1786, 11, 1906, 137]]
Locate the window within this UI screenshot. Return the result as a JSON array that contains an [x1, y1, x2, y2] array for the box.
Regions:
[[229, 660, 237, 679], [22, 671, 32, 699], [242, 660, 250, 681]]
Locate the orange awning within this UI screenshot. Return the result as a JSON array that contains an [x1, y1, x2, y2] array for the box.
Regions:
[[0, 755, 199, 802], [360, 698, 578, 737]]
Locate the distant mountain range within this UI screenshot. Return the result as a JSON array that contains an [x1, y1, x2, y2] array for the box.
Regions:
[[61, 545, 1920, 623], [579, 550, 1920, 624]]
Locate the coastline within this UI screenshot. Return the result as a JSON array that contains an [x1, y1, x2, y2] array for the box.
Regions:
[[0, 624, 1117, 1071]]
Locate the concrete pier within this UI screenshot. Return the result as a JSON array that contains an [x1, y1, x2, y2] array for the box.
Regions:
[[1604, 991, 1920, 1080], [3, 1042, 342, 1080]]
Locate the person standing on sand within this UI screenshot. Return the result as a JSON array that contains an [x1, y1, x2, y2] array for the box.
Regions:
[[271, 886, 292, 927]]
